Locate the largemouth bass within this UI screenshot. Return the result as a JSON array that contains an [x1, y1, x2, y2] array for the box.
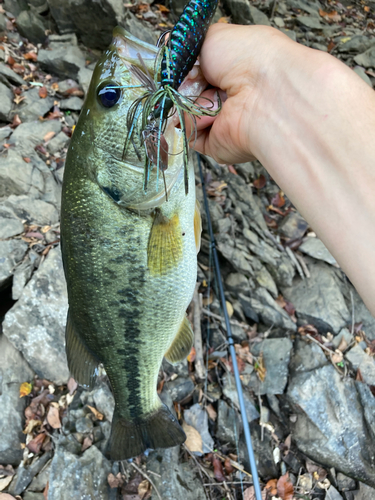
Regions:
[[60, 27, 203, 460]]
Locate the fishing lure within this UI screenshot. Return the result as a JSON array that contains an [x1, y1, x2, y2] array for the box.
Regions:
[[121, 0, 221, 196]]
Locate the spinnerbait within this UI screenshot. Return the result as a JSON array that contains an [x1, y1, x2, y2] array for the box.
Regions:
[[120, 0, 221, 196]]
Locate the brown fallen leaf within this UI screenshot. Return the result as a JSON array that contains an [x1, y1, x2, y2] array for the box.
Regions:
[[138, 479, 151, 499], [43, 482, 48, 500], [254, 352, 266, 382], [218, 16, 230, 23], [107, 472, 124, 489], [227, 164, 237, 175], [7, 56, 15, 66], [277, 472, 294, 500], [10, 114, 21, 128], [0, 475, 13, 492], [265, 478, 278, 496], [212, 455, 225, 482], [253, 174, 266, 189], [87, 405, 104, 421], [19, 382, 32, 398], [39, 87, 48, 99], [271, 191, 285, 208], [81, 436, 93, 452], [23, 419, 42, 434], [67, 377, 78, 395], [331, 349, 343, 364], [182, 422, 203, 454], [224, 457, 234, 474], [27, 432, 46, 454], [187, 346, 196, 362], [43, 131, 56, 142], [206, 403, 217, 422], [243, 486, 267, 500], [46, 404, 61, 429], [24, 52, 38, 61]]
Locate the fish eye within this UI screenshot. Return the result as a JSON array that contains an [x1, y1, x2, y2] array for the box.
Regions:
[[98, 84, 121, 108]]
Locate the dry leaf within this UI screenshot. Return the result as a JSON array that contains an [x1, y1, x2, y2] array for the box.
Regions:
[[138, 479, 151, 499], [218, 16, 230, 23], [0, 476, 13, 492], [254, 352, 266, 382], [39, 87, 48, 99], [226, 300, 234, 317], [23, 157, 31, 163], [46, 405, 61, 429], [23, 419, 42, 434], [27, 432, 46, 454], [265, 478, 278, 495], [243, 486, 266, 500], [19, 382, 32, 397], [224, 458, 234, 474], [43, 131, 55, 142], [87, 405, 104, 421], [81, 436, 93, 452], [331, 350, 343, 364], [271, 191, 285, 207], [228, 164, 237, 175], [253, 174, 266, 189], [7, 56, 15, 66], [187, 346, 196, 362], [337, 338, 348, 352], [67, 377, 78, 395], [206, 403, 217, 422], [43, 482, 48, 500], [182, 422, 203, 454], [107, 472, 124, 489], [24, 52, 38, 61], [277, 472, 294, 500], [155, 4, 170, 12], [212, 455, 225, 482]]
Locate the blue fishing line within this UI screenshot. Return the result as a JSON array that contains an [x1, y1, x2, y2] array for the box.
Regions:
[[197, 152, 263, 500]]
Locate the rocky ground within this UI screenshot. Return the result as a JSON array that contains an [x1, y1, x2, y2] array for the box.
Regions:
[[0, 0, 375, 499]]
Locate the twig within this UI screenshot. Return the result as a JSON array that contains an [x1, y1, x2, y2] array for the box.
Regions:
[[295, 252, 310, 278], [183, 444, 212, 481], [285, 246, 304, 279], [305, 334, 344, 375], [202, 308, 249, 331], [270, 0, 278, 21], [263, 228, 284, 252], [193, 284, 206, 381], [350, 290, 355, 335], [130, 462, 163, 500]]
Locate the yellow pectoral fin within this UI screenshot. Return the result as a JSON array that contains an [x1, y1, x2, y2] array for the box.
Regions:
[[194, 200, 202, 254], [147, 209, 183, 275], [165, 316, 194, 364]]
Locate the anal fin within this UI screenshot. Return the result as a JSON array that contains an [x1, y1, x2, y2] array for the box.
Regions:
[[194, 199, 202, 254], [165, 316, 194, 364], [65, 310, 98, 388], [147, 209, 183, 275]]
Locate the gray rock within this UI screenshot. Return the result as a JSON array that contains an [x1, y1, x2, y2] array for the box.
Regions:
[[217, 238, 254, 276], [75, 416, 94, 433], [312, 43, 328, 52], [235, 162, 255, 182], [254, 264, 278, 298], [0, 216, 24, 239], [4, 0, 28, 15], [0, 82, 13, 121], [38, 45, 86, 80], [251, 287, 297, 331], [216, 399, 241, 446], [338, 35, 375, 54], [0, 62, 25, 86], [23, 492, 45, 500], [354, 47, 375, 68], [225, 273, 252, 294], [47, 0, 75, 33], [0, 149, 44, 198], [60, 96, 84, 111], [327, 486, 344, 500], [28, 0, 49, 13], [46, 131, 70, 154], [16, 10, 47, 45], [0, 125, 12, 141], [147, 446, 206, 500], [280, 28, 297, 42], [12, 255, 34, 300], [296, 15, 323, 29], [289, 337, 328, 374], [92, 382, 115, 422], [339, 283, 375, 341], [288, 364, 375, 487], [279, 212, 308, 240], [184, 403, 214, 454], [332, 328, 353, 349], [122, 12, 159, 46], [268, 252, 296, 288], [28, 461, 51, 491], [0, 333, 34, 465], [165, 376, 194, 402], [238, 293, 259, 323], [239, 423, 279, 479], [3, 194, 59, 225], [353, 67, 373, 88], [3, 247, 69, 384], [282, 261, 350, 334], [354, 482, 375, 499], [346, 345, 375, 385], [222, 373, 259, 422], [299, 237, 338, 266], [78, 66, 93, 95], [17, 87, 54, 122], [247, 338, 293, 395], [286, 0, 321, 16], [67, 0, 124, 50], [48, 443, 111, 500], [8, 451, 52, 495], [0, 239, 28, 288], [336, 472, 356, 492], [249, 5, 271, 25], [9, 119, 62, 154], [248, 239, 281, 267]]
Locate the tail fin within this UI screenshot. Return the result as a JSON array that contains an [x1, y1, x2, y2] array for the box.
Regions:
[[109, 404, 186, 460]]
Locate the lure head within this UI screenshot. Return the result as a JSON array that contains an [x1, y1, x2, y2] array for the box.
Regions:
[[68, 26, 185, 210]]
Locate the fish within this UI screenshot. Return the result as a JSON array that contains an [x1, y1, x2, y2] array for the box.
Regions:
[[60, 27, 204, 460]]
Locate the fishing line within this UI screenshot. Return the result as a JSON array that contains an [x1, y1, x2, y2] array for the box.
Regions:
[[197, 152, 262, 500]]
